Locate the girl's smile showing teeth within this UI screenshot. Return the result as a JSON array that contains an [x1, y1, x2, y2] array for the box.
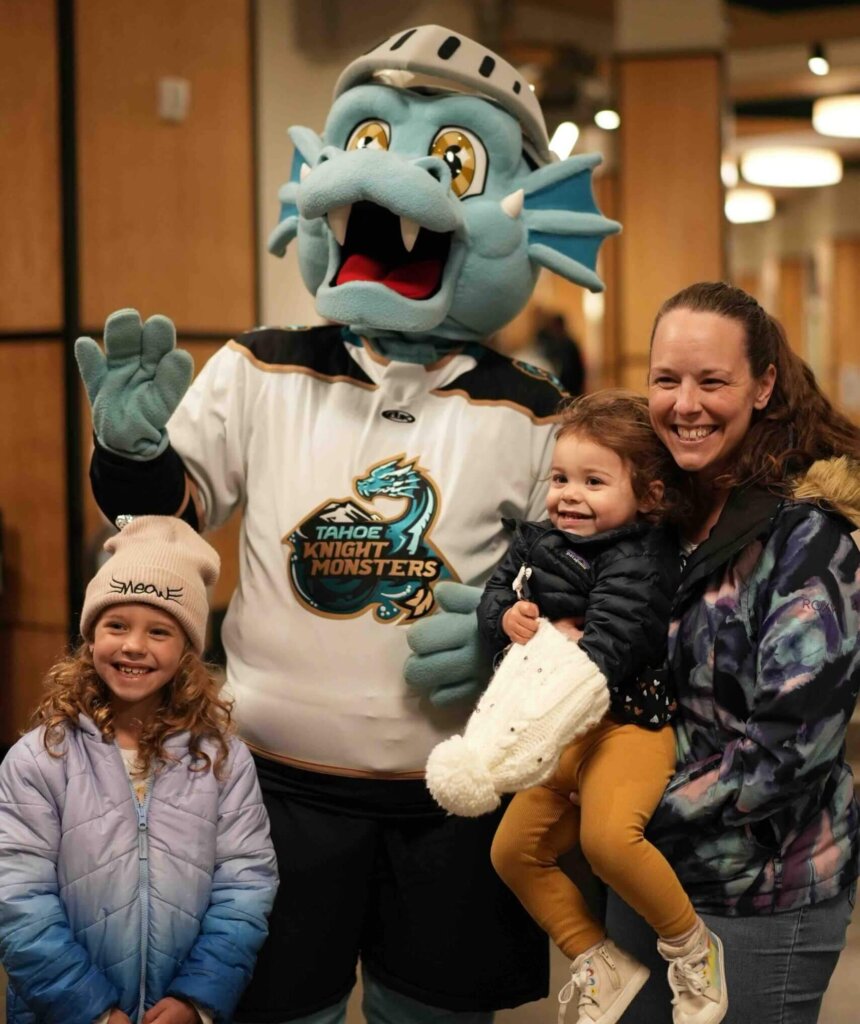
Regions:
[[90, 603, 187, 718]]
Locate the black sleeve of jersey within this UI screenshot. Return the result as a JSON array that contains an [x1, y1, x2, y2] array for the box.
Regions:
[[90, 440, 198, 530], [477, 533, 530, 658]]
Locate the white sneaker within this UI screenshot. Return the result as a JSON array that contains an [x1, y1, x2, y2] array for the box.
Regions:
[[658, 925, 728, 1024], [557, 939, 650, 1024]]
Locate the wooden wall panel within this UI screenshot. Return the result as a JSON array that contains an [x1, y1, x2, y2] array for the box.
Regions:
[[619, 358, 649, 396], [75, 0, 255, 334], [733, 270, 762, 306], [0, 627, 70, 742], [776, 257, 806, 359], [0, 342, 68, 628], [593, 173, 619, 388], [618, 55, 724, 377], [0, 0, 62, 332], [832, 239, 860, 419]]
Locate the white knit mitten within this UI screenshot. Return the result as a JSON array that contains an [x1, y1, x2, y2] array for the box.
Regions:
[[425, 619, 609, 816]]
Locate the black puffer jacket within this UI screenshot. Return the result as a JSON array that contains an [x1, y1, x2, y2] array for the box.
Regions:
[[478, 519, 682, 728]]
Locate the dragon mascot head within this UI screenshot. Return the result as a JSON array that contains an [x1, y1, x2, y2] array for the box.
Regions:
[[268, 24, 619, 347]]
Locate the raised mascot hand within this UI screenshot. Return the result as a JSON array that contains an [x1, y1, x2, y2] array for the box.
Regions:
[[75, 308, 194, 460], [404, 582, 492, 707]]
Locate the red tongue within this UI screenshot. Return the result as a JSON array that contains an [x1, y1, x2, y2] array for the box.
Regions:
[[336, 253, 442, 300]]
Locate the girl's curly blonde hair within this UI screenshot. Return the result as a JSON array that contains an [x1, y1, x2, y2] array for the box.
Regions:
[[31, 641, 235, 779]]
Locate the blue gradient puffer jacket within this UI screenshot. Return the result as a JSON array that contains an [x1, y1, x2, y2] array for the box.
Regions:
[[0, 716, 278, 1024]]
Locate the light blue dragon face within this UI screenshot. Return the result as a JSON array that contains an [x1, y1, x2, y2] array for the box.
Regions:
[[270, 84, 619, 341]]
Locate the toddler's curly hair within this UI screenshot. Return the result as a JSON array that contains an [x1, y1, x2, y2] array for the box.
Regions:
[[556, 389, 687, 524]]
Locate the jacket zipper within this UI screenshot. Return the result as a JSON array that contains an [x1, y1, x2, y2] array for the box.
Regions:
[[130, 774, 154, 1024]]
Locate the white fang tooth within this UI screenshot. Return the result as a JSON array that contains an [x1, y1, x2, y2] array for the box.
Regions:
[[501, 188, 525, 219], [300, 163, 310, 182], [400, 216, 420, 253], [327, 204, 352, 247]]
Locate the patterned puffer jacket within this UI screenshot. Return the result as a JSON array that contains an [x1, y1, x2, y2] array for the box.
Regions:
[[0, 716, 278, 1024], [648, 457, 860, 915]]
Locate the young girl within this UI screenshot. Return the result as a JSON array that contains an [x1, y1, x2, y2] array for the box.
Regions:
[[426, 391, 727, 1024], [0, 516, 278, 1024]]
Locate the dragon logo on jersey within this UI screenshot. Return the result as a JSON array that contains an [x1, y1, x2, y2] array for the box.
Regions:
[[284, 455, 456, 622]]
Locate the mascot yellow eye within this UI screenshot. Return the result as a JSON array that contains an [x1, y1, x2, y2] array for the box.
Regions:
[[346, 120, 391, 152], [430, 127, 488, 199]]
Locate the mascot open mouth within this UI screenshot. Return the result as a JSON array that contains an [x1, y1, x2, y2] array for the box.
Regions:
[[331, 201, 453, 300]]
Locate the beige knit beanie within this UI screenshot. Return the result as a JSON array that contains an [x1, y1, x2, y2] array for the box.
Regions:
[[80, 516, 220, 653]]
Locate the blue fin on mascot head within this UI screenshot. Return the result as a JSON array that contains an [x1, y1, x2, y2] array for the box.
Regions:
[[268, 24, 620, 343]]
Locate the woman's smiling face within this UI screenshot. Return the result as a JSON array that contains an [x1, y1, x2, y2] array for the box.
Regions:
[[648, 308, 776, 481]]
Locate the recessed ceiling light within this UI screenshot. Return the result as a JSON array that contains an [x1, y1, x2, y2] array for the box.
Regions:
[[549, 122, 580, 159], [594, 109, 620, 131], [725, 187, 775, 224], [741, 146, 842, 188], [813, 95, 860, 139], [808, 42, 830, 77]]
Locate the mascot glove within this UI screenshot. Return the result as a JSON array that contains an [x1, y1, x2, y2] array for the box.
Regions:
[[404, 582, 492, 708], [75, 308, 194, 461], [425, 619, 610, 817]]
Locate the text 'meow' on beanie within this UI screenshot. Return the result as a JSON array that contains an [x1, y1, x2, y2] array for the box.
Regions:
[[80, 516, 220, 653]]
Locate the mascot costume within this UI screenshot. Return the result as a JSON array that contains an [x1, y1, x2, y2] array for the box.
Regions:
[[76, 25, 618, 1024]]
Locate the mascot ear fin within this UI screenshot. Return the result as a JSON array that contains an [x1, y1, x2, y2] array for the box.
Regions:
[[267, 127, 324, 257], [523, 154, 621, 292]]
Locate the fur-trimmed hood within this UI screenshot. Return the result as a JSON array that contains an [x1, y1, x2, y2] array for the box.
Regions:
[[792, 456, 860, 529]]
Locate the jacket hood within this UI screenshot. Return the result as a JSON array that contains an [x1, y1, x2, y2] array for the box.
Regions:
[[74, 713, 191, 755], [792, 456, 860, 529]]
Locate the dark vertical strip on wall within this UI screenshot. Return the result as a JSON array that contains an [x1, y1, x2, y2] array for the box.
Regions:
[[57, 0, 84, 638]]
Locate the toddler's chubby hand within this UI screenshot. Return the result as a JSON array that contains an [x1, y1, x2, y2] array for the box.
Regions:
[[142, 997, 201, 1024], [107, 1011, 133, 1024], [502, 600, 540, 645]]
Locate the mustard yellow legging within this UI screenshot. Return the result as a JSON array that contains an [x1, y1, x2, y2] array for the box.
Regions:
[[490, 717, 698, 959]]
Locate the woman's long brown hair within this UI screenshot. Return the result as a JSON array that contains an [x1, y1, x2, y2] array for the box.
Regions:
[[650, 282, 860, 492], [31, 642, 235, 779]]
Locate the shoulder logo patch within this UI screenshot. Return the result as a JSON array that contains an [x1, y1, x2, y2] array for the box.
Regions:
[[511, 359, 564, 391], [284, 455, 456, 622]]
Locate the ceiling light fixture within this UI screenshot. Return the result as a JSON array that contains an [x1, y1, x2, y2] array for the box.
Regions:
[[808, 42, 829, 77], [813, 95, 860, 138], [594, 109, 620, 130], [725, 187, 775, 224], [549, 121, 580, 159], [721, 158, 739, 188], [740, 146, 842, 188]]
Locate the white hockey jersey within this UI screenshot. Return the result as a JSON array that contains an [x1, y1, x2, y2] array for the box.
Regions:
[[168, 326, 563, 775]]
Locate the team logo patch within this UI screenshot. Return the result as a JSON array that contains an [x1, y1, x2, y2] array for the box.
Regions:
[[512, 359, 564, 391], [284, 455, 456, 622]]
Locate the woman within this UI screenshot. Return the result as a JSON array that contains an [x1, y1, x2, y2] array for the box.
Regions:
[[606, 282, 860, 1024]]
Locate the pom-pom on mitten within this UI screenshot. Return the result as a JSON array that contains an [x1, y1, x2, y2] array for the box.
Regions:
[[426, 618, 609, 816]]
